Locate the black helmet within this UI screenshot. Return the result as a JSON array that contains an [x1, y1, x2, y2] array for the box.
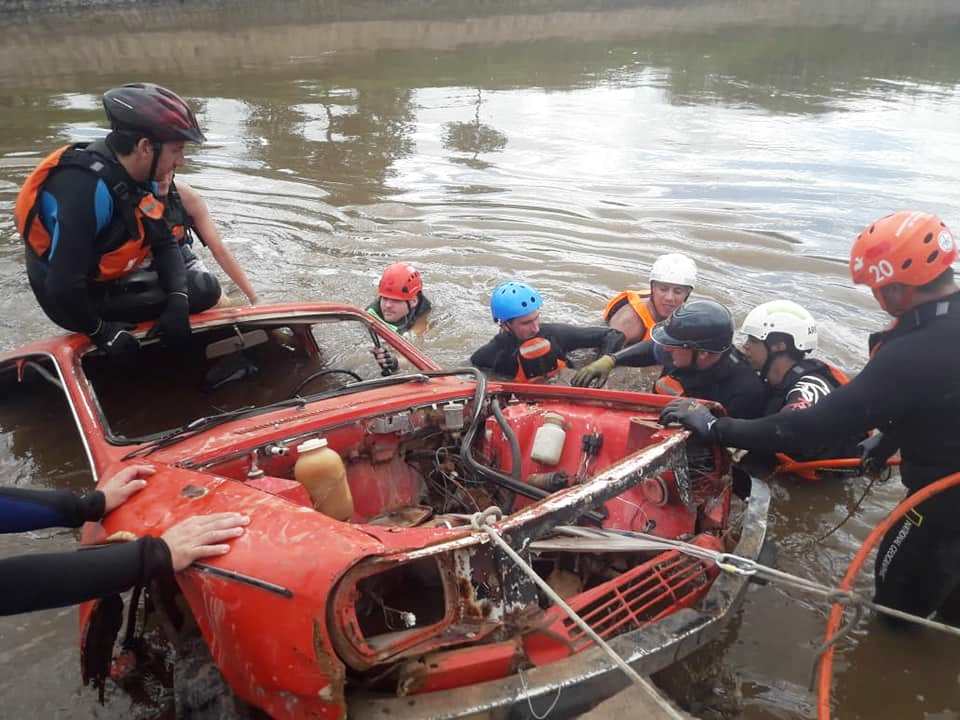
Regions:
[[102, 83, 205, 144], [651, 299, 733, 353]]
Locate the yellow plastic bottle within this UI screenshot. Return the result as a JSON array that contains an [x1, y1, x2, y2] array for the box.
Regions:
[[294, 438, 354, 521]]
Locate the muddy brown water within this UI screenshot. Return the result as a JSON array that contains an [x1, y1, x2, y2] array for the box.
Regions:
[[2, 1, 960, 718]]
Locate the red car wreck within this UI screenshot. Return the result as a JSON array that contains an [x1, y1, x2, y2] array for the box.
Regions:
[[0, 303, 770, 719]]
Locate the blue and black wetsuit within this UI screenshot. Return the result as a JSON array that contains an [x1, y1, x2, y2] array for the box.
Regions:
[[0, 486, 171, 616], [23, 140, 217, 334]]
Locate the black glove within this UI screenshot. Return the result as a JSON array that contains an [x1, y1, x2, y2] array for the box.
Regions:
[[146, 292, 191, 348], [371, 346, 399, 376], [658, 399, 718, 441], [858, 432, 897, 478], [91, 320, 139, 364]]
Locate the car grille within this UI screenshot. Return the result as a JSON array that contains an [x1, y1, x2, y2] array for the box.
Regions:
[[556, 549, 715, 650]]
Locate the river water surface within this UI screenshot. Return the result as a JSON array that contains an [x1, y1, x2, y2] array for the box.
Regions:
[[1, 1, 960, 718]]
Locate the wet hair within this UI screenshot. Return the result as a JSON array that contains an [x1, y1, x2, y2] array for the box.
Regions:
[[917, 267, 955, 293], [106, 129, 150, 156], [766, 332, 806, 361]]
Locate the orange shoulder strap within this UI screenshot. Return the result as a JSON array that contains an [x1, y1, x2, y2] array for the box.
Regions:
[[827, 364, 851, 386], [603, 290, 656, 338], [14, 145, 72, 240]]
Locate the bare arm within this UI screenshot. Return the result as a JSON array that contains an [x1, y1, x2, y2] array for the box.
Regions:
[[177, 180, 258, 304]]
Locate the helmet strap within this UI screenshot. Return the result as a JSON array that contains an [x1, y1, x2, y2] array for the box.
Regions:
[[399, 300, 418, 330], [761, 345, 794, 384], [762, 344, 800, 386], [148, 141, 162, 184], [873, 284, 916, 316]]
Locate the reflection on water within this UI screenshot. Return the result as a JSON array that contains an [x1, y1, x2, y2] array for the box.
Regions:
[[2, 2, 960, 718]]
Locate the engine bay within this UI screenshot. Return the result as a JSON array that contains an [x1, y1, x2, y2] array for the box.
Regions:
[[195, 394, 731, 539], [188, 390, 736, 691]]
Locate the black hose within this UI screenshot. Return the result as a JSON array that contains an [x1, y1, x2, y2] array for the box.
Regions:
[[459, 380, 550, 504], [457, 371, 603, 525], [491, 396, 521, 482]]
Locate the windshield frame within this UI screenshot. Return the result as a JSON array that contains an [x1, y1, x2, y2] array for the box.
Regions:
[[78, 308, 440, 448]]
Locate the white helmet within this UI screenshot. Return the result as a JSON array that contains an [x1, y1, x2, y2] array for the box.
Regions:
[[650, 253, 697, 289], [740, 300, 817, 353]]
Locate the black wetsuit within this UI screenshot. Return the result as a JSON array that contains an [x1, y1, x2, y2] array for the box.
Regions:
[[763, 358, 863, 460], [24, 142, 216, 334], [470, 323, 625, 381], [615, 342, 767, 420], [0, 487, 171, 616], [712, 293, 960, 620]]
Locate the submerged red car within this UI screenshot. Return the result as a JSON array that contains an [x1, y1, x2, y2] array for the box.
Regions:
[[0, 303, 769, 719]]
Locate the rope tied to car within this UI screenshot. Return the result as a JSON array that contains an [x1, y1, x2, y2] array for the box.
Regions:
[[470, 507, 649, 692], [543, 525, 960, 640], [474, 495, 960, 718]]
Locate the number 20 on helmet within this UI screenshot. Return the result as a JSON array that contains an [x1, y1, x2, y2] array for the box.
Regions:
[[850, 211, 956, 290]]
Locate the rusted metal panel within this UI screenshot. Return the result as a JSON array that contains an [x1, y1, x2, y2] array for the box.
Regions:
[[396, 640, 522, 696], [347, 478, 771, 720]]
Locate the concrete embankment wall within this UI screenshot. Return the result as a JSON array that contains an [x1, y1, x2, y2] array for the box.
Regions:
[[3, 0, 959, 87]]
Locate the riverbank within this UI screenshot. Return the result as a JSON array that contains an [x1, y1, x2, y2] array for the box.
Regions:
[[4, 0, 959, 86]]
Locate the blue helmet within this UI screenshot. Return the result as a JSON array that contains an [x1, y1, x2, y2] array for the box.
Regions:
[[490, 281, 543, 323]]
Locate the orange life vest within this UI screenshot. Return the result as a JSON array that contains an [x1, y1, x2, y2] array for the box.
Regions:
[[602, 290, 658, 341], [14, 142, 165, 282], [653, 374, 686, 396], [514, 337, 567, 383]]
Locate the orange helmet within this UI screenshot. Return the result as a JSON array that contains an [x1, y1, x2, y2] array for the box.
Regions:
[[850, 211, 956, 289], [378, 262, 422, 301]]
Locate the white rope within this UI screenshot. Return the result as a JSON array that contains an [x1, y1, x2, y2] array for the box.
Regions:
[[518, 667, 562, 719], [470, 507, 648, 688]]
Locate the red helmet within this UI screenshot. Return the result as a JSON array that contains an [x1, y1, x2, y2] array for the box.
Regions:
[[102, 83, 205, 144], [379, 263, 422, 301], [850, 211, 956, 289]]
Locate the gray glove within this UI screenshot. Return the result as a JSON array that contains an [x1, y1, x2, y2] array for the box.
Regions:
[[658, 399, 719, 441], [858, 432, 898, 478]]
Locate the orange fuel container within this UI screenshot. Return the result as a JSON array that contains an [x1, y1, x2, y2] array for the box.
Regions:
[[294, 438, 354, 521]]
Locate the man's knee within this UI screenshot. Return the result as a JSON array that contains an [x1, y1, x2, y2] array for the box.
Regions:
[[187, 271, 221, 313]]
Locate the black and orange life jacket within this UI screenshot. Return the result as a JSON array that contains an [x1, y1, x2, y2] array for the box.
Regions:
[[784, 358, 850, 389], [514, 337, 567, 383], [164, 181, 200, 247], [766, 358, 850, 414], [603, 290, 657, 341], [14, 141, 166, 282]]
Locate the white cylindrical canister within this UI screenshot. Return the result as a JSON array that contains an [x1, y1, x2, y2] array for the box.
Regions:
[[530, 412, 567, 465]]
